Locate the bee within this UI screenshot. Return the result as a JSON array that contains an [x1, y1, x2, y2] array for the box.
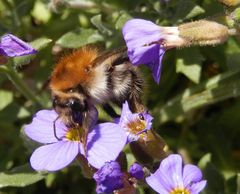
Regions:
[[49, 45, 144, 143]]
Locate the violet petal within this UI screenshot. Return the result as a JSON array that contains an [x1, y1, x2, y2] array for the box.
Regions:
[[188, 180, 207, 194], [146, 46, 165, 84], [0, 34, 37, 57], [183, 164, 203, 187], [145, 173, 169, 194], [24, 110, 66, 144], [129, 162, 144, 180], [30, 141, 79, 171], [93, 161, 124, 194], [122, 19, 162, 65], [148, 154, 184, 191], [86, 123, 127, 169]]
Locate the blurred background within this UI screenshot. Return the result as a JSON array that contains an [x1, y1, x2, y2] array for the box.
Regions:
[[0, 0, 240, 193]]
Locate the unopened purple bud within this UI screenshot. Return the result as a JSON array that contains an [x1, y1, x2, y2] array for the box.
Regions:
[[129, 162, 144, 180], [93, 161, 124, 194], [0, 34, 37, 57]]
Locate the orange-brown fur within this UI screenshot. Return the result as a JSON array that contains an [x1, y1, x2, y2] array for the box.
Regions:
[[50, 46, 99, 91]]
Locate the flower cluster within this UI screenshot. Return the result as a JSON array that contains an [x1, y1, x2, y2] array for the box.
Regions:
[[24, 109, 127, 171], [93, 161, 144, 194], [146, 154, 207, 194], [16, 17, 208, 194]]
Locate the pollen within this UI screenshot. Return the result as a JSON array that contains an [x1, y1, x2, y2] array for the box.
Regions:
[[126, 119, 146, 135], [65, 127, 82, 142], [170, 187, 190, 194]]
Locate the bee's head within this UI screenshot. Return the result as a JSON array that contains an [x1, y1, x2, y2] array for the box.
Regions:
[[52, 88, 88, 126]]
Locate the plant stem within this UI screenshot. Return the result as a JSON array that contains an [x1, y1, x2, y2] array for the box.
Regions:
[[0, 64, 44, 107]]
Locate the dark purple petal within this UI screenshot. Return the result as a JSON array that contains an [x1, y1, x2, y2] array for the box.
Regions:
[[188, 180, 207, 194], [183, 164, 203, 187], [93, 161, 124, 194], [139, 111, 153, 131], [129, 162, 144, 180], [30, 141, 79, 171], [0, 34, 37, 57], [146, 46, 165, 84], [86, 123, 127, 169], [145, 173, 169, 194], [122, 19, 166, 84], [24, 110, 67, 144]]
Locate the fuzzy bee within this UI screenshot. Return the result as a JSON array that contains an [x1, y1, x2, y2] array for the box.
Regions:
[[49, 46, 144, 141]]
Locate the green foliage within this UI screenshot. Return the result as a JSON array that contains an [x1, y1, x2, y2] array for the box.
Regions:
[[0, 0, 240, 193]]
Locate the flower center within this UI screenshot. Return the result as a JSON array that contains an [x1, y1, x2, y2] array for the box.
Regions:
[[126, 118, 146, 135], [65, 127, 82, 142], [170, 188, 190, 194]]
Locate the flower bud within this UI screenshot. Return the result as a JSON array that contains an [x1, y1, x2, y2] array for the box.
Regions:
[[93, 161, 124, 194], [128, 163, 144, 180], [219, 0, 240, 6], [178, 20, 229, 46]]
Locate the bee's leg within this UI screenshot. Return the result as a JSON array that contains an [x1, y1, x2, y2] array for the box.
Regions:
[[128, 68, 145, 113], [82, 112, 89, 157], [53, 116, 62, 140], [102, 103, 119, 118]]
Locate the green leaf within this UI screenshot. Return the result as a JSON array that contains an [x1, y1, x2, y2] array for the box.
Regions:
[[0, 90, 13, 111], [156, 69, 240, 123], [0, 164, 45, 188], [198, 153, 212, 169], [237, 174, 240, 194], [56, 28, 104, 48], [13, 37, 52, 67], [226, 38, 240, 71], [176, 48, 203, 83], [203, 163, 225, 194], [115, 12, 132, 30], [31, 0, 51, 23], [173, 0, 205, 22], [90, 14, 113, 36]]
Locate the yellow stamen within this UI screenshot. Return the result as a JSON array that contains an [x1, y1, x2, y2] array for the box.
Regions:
[[170, 188, 190, 194], [65, 127, 82, 142], [126, 119, 146, 135]]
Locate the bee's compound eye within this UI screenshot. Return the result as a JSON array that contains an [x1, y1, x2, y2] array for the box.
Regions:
[[69, 100, 82, 112], [138, 113, 144, 120]]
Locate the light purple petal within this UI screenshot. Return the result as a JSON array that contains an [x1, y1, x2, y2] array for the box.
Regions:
[[86, 123, 127, 169], [119, 101, 132, 125], [152, 154, 184, 190], [0, 34, 37, 57], [24, 109, 67, 144], [183, 164, 203, 187], [122, 19, 162, 54], [188, 180, 207, 194], [146, 173, 169, 194], [30, 141, 79, 171]]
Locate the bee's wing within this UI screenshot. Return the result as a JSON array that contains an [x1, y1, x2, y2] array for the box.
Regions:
[[92, 47, 129, 69]]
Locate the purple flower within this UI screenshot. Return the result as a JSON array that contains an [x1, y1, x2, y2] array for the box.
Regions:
[[24, 109, 127, 171], [122, 19, 181, 84], [128, 162, 144, 180], [0, 34, 37, 57], [118, 101, 153, 142], [93, 161, 124, 194], [146, 154, 207, 194]]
